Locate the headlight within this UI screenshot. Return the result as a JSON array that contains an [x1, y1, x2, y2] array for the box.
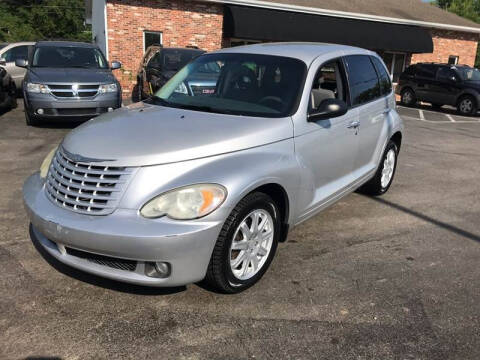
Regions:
[[173, 82, 188, 94], [27, 83, 49, 94], [140, 184, 227, 220], [40, 146, 58, 179], [98, 83, 118, 93]]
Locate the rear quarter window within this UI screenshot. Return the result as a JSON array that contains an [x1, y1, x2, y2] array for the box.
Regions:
[[344, 55, 381, 106], [371, 56, 392, 96]]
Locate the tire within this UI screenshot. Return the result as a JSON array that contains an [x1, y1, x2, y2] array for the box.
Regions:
[[457, 95, 477, 116], [358, 140, 399, 196], [8, 83, 17, 109], [205, 192, 281, 293], [25, 109, 38, 126], [401, 88, 416, 107]]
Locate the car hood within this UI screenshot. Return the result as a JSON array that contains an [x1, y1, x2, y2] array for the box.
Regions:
[[61, 102, 293, 167], [28, 67, 115, 84]]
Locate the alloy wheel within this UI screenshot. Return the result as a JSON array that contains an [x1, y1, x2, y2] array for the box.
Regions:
[[381, 149, 396, 188], [229, 209, 274, 281]]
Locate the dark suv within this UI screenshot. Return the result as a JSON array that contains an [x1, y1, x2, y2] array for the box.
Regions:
[[396, 63, 480, 115], [134, 45, 207, 100]]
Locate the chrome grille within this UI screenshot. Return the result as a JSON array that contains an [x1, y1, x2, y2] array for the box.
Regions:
[[48, 84, 100, 98], [45, 148, 135, 215]]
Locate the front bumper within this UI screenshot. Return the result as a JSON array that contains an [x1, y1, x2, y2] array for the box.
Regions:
[[24, 92, 120, 118], [23, 173, 224, 287]]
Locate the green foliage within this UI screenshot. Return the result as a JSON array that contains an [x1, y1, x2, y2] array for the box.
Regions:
[[0, 0, 91, 43], [435, 0, 480, 67]]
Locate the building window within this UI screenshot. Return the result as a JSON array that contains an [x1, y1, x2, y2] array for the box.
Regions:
[[143, 31, 162, 52], [381, 52, 406, 83], [448, 55, 459, 65]]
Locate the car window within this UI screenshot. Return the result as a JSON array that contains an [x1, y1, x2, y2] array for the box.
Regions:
[[436, 67, 456, 81], [457, 67, 480, 81], [403, 65, 416, 76], [344, 55, 380, 106], [32, 46, 108, 69], [371, 56, 392, 96], [154, 53, 307, 118], [2, 45, 28, 62], [416, 65, 437, 79], [148, 49, 204, 71], [309, 59, 346, 111]]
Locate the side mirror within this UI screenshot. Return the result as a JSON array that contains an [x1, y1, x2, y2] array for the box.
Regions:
[[450, 76, 458, 83], [308, 98, 348, 122], [111, 61, 121, 70], [15, 59, 28, 68], [0, 58, 6, 66]]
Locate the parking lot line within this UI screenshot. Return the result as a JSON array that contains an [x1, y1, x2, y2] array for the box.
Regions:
[[419, 109, 425, 120], [397, 105, 480, 121], [446, 114, 456, 123]]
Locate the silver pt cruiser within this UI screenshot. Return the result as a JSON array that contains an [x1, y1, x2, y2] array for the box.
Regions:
[[24, 43, 403, 293]]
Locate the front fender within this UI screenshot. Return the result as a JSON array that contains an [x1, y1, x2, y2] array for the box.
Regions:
[[118, 139, 300, 224]]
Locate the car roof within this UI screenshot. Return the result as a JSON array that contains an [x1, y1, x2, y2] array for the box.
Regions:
[[35, 41, 98, 48], [212, 42, 373, 64]]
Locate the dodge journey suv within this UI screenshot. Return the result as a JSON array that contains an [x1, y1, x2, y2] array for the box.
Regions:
[[397, 62, 480, 116], [18, 41, 122, 126], [23, 43, 403, 293]]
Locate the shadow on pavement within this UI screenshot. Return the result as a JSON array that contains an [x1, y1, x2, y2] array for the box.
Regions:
[[29, 226, 186, 296], [397, 101, 480, 118], [367, 196, 480, 243]]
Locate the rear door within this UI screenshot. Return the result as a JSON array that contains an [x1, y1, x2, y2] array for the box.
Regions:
[[414, 64, 438, 102], [344, 55, 387, 175]]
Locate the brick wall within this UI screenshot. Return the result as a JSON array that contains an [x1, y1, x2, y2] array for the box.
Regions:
[[411, 29, 479, 67], [106, 0, 224, 98]]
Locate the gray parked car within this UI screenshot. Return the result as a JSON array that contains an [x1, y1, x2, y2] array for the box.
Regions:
[[18, 41, 122, 126], [0, 42, 35, 89], [23, 43, 403, 293]]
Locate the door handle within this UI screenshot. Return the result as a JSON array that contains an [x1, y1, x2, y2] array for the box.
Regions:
[[347, 121, 360, 129]]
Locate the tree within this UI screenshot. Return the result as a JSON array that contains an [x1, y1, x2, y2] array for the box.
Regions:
[[435, 0, 480, 67], [0, 0, 90, 43]]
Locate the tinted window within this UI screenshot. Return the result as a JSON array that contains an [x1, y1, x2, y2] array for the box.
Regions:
[[436, 67, 456, 81], [416, 64, 437, 79], [148, 49, 204, 71], [32, 46, 108, 69], [345, 55, 380, 106], [457, 67, 480, 81], [371, 56, 392, 96], [2, 45, 28, 62], [154, 53, 307, 118]]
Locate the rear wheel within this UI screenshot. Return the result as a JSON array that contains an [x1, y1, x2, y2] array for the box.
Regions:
[[205, 192, 281, 293], [358, 140, 398, 196], [457, 96, 477, 116], [401, 88, 416, 107]]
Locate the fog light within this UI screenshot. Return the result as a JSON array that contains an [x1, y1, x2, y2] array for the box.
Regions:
[[37, 108, 44, 115], [107, 107, 114, 112], [145, 261, 171, 278]]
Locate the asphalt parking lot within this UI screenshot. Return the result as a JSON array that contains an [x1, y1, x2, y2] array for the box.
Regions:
[[1, 103, 480, 360]]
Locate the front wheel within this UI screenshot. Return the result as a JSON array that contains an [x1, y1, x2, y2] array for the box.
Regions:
[[358, 140, 398, 196], [205, 192, 281, 293]]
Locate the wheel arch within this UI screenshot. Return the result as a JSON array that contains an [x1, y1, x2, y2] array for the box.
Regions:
[[246, 182, 290, 243], [390, 131, 403, 151]]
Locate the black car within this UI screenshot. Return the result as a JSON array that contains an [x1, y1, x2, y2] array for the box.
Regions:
[[134, 45, 206, 100], [19, 41, 122, 126], [396, 63, 480, 115], [0, 64, 17, 110]]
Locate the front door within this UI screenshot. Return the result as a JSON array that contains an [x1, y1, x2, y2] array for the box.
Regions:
[[1, 45, 29, 88], [295, 59, 359, 216]]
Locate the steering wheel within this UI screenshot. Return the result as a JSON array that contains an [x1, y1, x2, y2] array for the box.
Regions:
[[259, 96, 283, 109]]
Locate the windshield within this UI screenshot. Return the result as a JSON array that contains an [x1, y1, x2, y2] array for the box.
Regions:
[[457, 67, 480, 81], [32, 46, 108, 69], [152, 53, 307, 118]]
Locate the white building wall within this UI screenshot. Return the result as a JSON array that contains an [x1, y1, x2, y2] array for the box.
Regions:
[[90, 0, 108, 59]]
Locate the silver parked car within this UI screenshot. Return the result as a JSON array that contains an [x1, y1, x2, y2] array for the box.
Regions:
[[23, 43, 403, 293], [0, 42, 35, 89]]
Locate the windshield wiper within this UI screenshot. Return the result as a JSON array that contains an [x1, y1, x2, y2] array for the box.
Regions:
[[172, 103, 235, 115]]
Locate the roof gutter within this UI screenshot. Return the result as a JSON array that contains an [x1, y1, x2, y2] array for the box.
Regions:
[[204, 0, 480, 34]]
